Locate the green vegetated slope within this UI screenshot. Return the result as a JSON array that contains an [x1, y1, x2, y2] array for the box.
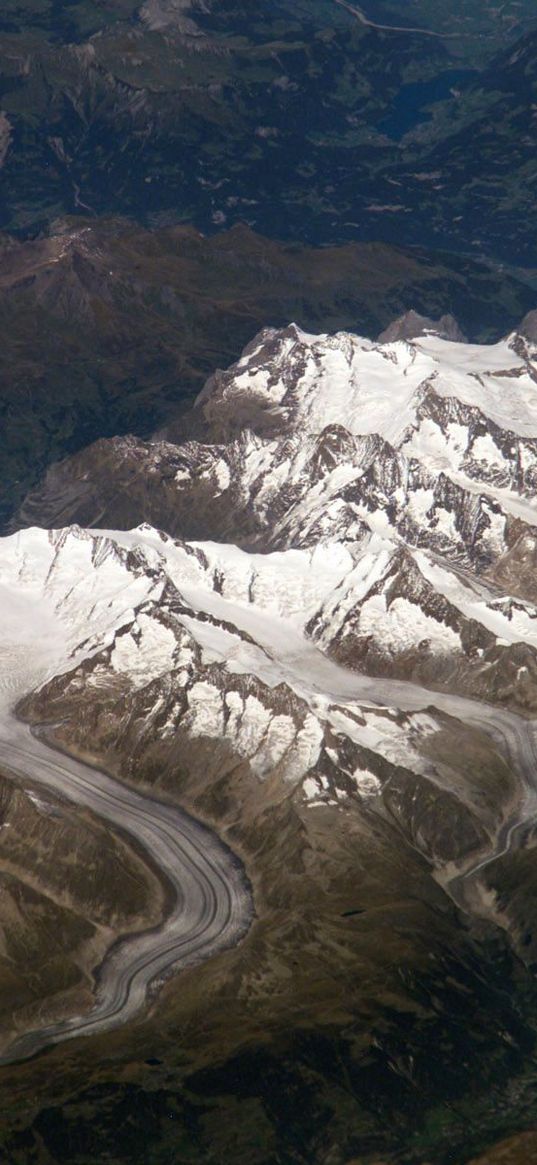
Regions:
[[0, 0, 536, 266], [0, 0, 141, 39], [0, 1, 442, 236], [375, 30, 537, 264]]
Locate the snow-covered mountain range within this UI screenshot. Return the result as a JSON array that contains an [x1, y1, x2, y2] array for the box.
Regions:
[[3, 315, 537, 853], [16, 314, 537, 716], [3, 318, 537, 979], [6, 315, 537, 1142]]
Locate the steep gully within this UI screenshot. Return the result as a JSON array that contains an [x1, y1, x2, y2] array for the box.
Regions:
[[0, 573, 536, 1063]]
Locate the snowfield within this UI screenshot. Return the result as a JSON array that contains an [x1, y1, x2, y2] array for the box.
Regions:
[[4, 319, 537, 1058]]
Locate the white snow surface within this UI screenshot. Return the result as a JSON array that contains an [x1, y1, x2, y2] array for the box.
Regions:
[[5, 323, 537, 808], [191, 323, 537, 559], [206, 324, 537, 441], [0, 523, 446, 798]]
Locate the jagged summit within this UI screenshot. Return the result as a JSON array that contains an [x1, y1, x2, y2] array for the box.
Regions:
[[6, 216, 528, 532], [15, 320, 537, 553], [6, 314, 537, 1160], [519, 308, 537, 342], [10, 317, 537, 710], [377, 310, 467, 344]]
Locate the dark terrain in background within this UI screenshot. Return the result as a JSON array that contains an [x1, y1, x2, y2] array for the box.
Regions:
[[0, 217, 533, 527], [1, 0, 537, 520], [0, 0, 536, 258]]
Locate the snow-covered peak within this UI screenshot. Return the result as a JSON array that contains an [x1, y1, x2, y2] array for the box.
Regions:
[[196, 323, 537, 447], [8, 319, 537, 765], [0, 525, 167, 695], [377, 310, 467, 344], [6, 320, 537, 887]]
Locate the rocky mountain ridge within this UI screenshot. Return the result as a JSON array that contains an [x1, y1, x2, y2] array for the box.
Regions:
[[5, 321, 537, 1161], [19, 320, 537, 709], [7, 319, 537, 930], [4, 217, 527, 531]]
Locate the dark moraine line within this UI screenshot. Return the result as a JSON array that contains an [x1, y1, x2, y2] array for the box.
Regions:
[[1, 656, 536, 1064], [0, 715, 253, 1066]]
